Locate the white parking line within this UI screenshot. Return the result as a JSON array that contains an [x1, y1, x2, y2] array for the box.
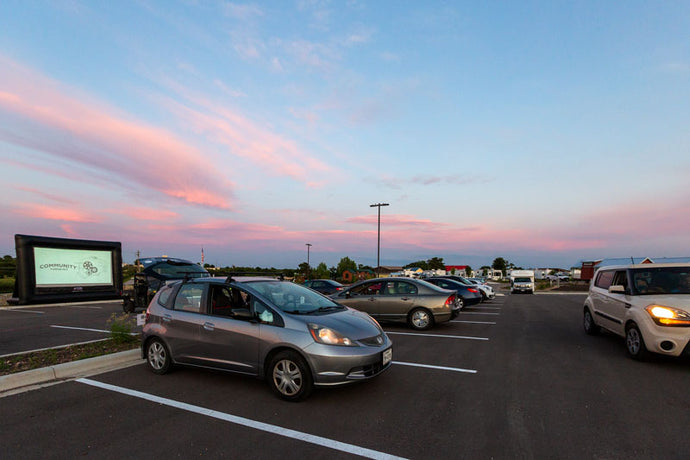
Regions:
[[68, 305, 103, 309], [458, 312, 500, 315], [393, 361, 477, 374], [77, 378, 406, 460], [450, 320, 496, 325], [385, 331, 488, 341], [51, 325, 111, 334], [50, 325, 138, 336], [2, 309, 45, 314]]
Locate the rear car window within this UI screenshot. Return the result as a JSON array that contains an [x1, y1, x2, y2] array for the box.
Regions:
[[594, 270, 615, 289]]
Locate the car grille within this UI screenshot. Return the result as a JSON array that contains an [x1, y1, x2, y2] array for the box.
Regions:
[[358, 334, 386, 347], [349, 361, 386, 378]]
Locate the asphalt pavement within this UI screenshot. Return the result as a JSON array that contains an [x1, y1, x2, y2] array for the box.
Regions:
[[3, 291, 690, 459]]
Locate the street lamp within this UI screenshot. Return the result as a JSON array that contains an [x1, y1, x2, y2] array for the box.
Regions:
[[370, 203, 389, 277], [305, 243, 312, 279]]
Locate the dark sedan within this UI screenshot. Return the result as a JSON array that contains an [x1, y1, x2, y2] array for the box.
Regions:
[[303, 279, 345, 295], [424, 277, 483, 308]]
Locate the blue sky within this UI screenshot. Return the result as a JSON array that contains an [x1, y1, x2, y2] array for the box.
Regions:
[[0, 1, 688, 270]]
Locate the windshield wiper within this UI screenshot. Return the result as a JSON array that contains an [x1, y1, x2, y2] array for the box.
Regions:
[[312, 306, 344, 313]]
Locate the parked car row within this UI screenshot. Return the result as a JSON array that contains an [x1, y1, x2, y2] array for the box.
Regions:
[[140, 273, 497, 402]]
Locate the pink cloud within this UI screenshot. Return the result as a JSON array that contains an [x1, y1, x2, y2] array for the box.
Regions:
[[13, 203, 101, 223], [156, 81, 332, 184], [15, 186, 77, 204], [0, 55, 234, 209], [109, 207, 179, 221]]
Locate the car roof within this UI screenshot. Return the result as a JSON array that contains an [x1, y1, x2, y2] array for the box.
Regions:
[[138, 257, 197, 267], [595, 263, 690, 272]]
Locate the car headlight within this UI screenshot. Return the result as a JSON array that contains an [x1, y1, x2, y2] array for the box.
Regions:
[[308, 323, 358, 346], [645, 305, 690, 327]]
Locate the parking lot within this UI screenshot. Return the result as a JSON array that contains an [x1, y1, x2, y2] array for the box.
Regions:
[[2, 291, 690, 458]]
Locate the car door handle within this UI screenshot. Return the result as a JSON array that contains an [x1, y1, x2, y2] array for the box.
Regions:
[[368, 297, 376, 301], [203, 322, 215, 331], [162, 314, 172, 323], [401, 297, 410, 301]]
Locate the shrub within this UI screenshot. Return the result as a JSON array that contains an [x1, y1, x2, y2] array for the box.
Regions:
[[0, 277, 15, 294], [107, 313, 138, 344]]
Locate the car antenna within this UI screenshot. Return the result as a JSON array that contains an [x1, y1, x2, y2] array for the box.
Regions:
[[630, 256, 635, 264]]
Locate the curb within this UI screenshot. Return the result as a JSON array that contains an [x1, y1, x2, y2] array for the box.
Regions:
[[0, 349, 141, 394]]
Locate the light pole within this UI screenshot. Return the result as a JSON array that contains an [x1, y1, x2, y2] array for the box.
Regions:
[[370, 203, 389, 277], [305, 243, 312, 279]]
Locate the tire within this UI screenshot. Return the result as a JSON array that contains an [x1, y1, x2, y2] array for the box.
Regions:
[[625, 323, 650, 360], [408, 307, 434, 330], [583, 308, 600, 335], [457, 297, 464, 310], [146, 338, 172, 374], [268, 351, 313, 402]]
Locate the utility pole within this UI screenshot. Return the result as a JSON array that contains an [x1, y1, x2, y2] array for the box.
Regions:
[[305, 243, 312, 279], [369, 203, 389, 277]]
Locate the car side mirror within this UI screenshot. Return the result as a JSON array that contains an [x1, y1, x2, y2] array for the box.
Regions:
[[608, 285, 626, 294]]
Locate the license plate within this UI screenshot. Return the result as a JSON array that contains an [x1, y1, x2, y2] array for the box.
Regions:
[[382, 348, 392, 366]]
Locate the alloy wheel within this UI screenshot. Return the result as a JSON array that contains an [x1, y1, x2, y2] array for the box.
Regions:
[[273, 359, 303, 396]]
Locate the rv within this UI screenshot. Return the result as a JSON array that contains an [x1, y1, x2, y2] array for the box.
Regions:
[[510, 269, 535, 294]]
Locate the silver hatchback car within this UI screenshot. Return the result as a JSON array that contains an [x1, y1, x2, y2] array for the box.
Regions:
[[141, 276, 392, 401]]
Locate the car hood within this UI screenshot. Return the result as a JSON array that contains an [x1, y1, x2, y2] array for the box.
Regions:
[[635, 294, 690, 310], [303, 307, 382, 339]]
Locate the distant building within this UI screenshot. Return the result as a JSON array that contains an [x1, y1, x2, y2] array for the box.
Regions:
[[342, 268, 375, 283], [445, 265, 471, 276]]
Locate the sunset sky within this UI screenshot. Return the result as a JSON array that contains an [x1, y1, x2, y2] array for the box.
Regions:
[[1, 1, 688, 270]]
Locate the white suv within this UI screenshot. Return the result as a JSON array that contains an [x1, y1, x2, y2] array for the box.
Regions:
[[583, 263, 690, 359]]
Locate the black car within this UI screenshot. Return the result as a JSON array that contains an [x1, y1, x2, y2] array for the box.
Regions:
[[424, 277, 483, 308], [303, 279, 345, 295], [123, 257, 209, 312]]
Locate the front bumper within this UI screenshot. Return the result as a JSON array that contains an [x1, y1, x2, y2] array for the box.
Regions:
[[637, 315, 690, 357], [303, 336, 393, 386]]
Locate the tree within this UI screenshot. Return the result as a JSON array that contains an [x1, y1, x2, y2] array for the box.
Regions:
[[492, 257, 507, 276], [427, 257, 445, 270], [336, 257, 357, 275], [465, 266, 472, 277], [314, 262, 330, 279], [298, 262, 310, 278], [329, 266, 338, 279], [0, 255, 16, 278]]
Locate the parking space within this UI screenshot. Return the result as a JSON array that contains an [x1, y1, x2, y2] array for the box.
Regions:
[[3, 292, 690, 458], [0, 301, 135, 356]]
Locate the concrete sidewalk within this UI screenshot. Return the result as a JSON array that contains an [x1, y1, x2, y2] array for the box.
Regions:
[[0, 349, 141, 397]]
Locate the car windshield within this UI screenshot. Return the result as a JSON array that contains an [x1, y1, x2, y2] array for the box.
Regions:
[[246, 280, 343, 313], [514, 277, 531, 282], [631, 267, 690, 295]]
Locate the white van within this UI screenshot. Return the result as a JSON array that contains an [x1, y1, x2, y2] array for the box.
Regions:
[[510, 270, 535, 294]]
